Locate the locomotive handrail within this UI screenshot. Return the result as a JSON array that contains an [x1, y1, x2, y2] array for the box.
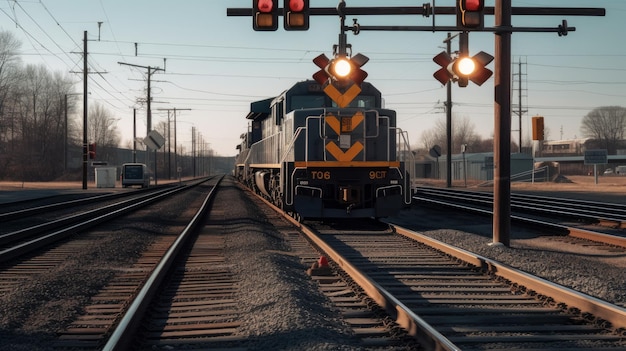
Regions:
[[294, 185, 323, 198], [286, 167, 306, 206], [281, 127, 306, 206], [375, 184, 403, 198], [280, 126, 305, 164]]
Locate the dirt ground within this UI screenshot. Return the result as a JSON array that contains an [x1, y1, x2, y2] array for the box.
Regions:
[[415, 174, 626, 194], [2, 174, 626, 194], [0, 181, 91, 191]]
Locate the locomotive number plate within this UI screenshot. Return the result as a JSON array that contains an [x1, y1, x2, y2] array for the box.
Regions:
[[369, 170, 387, 179], [310, 170, 331, 180]]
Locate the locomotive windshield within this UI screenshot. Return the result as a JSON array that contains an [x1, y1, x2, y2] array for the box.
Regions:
[[333, 95, 377, 109], [290, 94, 377, 110], [291, 94, 326, 109]]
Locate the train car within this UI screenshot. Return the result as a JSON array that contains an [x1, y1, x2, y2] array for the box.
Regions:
[[235, 80, 413, 219], [121, 163, 150, 188]]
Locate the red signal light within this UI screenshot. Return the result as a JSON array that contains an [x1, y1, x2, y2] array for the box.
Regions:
[[288, 0, 304, 12], [257, 0, 273, 12], [463, 0, 483, 12]]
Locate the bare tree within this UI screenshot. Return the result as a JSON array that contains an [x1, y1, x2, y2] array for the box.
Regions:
[[88, 102, 121, 162], [580, 106, 626, 154], [0, 31, 22, 177], [420, 115, 483, 154]]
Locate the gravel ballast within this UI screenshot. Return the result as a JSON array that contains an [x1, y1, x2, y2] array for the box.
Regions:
[[1, 176, 625, 350], [387, 201, 626, 309]]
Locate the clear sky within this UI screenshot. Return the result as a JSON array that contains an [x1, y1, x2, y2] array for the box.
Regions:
[[1, 0, 624, 157]]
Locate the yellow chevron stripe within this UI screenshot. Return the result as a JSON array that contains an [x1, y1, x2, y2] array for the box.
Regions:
[[323, 83, 362, 108], [326, 111, 365, 135], [326, 114, 341, 135], [326, 140, 364, 161], [349, 111, 364, 131]]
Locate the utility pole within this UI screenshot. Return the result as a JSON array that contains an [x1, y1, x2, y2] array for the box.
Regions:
[[117, 63, 164, 133], [442, 32, 459, 188], [513, 58, 528, 153], [71, 30, 105, 190], [192, 126, 196, 177], [82, 31, 88, 190], [118, 62, 164, 175], [133, 109, 137, 163], [493, 0, 512, 247], [156, 108, 191, 180]]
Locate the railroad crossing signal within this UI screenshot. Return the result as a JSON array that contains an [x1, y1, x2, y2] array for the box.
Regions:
[[433, 50, 493, 87], [253, 0, 278, 31], [284, 0, 309, 30], [457, 0, 485, 30], [312, 53, 368, 107]]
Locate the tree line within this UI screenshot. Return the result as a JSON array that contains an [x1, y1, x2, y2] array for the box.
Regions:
[[414, 106, 626, 157], [0, 31, 123, 181]]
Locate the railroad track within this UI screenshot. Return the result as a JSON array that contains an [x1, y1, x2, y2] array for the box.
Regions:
[[0, 180, 207, 264], [56, 176, 225, 350], [294, 220, 626, 350], [0, 186, 154, 223], [413, 186, 626, 249], [5, 177, 624, 349], [96, 177, 416, 350]]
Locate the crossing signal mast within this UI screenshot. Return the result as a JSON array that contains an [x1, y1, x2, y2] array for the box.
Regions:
[[229, 1, 606, 246], [433, 1, 492, 88], [433, 45, 493, 88], [311, 1, 368, 108]]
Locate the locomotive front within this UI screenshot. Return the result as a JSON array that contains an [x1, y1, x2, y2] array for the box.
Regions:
[[236, 80, 413, 219], [282, 105, 412, 218]]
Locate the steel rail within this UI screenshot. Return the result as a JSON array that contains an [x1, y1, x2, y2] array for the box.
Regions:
[[0, 186, 157, 222], [247, 184, 626, 348], [102, 175, 223, 351], [0, 178, 209, 263], [0, 186, 180, 247], [392, 225, 626, 330], [412, 190, 626, 248], [415, 186, 626, 224], [282, 214, 461, 351]]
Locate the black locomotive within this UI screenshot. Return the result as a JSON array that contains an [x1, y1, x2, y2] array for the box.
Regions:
[[235, 80, 413, 219]]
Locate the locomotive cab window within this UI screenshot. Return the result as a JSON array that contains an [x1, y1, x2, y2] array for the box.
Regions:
[[332, 95, 376, 109], [291, 94, 326, 110]]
